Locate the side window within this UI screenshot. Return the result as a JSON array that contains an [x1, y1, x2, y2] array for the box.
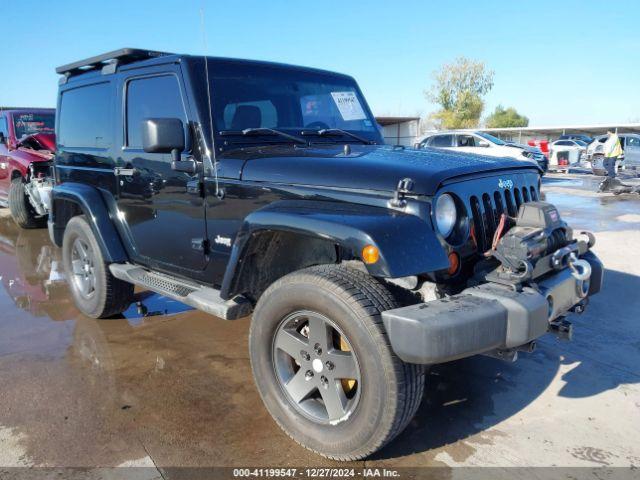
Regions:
[[126, 75, 187, 148], [222, 100, 277, 130], [627, 137, 640, 147], [0, 116, 8, 139], [58, 83, 111, 148], [457, 135, 476, 147], [429, 135, 453, 147]]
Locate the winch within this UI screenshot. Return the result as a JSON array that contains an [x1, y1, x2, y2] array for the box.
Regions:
[[477, 201, 594, 286]]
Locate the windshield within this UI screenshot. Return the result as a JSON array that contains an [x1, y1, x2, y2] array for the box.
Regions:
[[476, 131, 506, 145], [12, 112, 55, 139], [208, 61, 380, 147]]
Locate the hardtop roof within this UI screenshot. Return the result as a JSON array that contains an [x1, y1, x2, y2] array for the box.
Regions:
[[56, 48, 353, 81]]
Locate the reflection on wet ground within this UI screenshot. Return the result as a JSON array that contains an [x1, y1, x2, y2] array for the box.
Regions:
[[0, 173, 639, 470], [542, 173, 640, 233]]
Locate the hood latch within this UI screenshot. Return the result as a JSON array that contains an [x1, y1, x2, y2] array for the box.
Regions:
[[391, 178, 414, 207]]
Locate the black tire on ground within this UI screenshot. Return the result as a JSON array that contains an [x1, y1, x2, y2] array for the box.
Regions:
[[62, 215, 134, 318], [249, 264, 425, 461], [8, 177, 47, 229]]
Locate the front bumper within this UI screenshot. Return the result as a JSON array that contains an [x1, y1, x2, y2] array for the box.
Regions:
[[382, 251, 603, 364]]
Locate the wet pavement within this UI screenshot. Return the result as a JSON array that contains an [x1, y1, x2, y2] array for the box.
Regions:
[[0, 173, 639, 473]]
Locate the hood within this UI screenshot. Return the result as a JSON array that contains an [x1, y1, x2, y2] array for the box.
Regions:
[[506, 142, 540, 154], [235, 144, 538, 196], [17, 133, 56, 153]]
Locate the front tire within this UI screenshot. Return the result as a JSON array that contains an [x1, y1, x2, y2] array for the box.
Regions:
[[249, 265, 425, 460], [8, 177, 46, 229], [62, 216, 133, 318]]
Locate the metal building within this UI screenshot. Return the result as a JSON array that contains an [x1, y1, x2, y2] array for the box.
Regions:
[[375, 116, 421, 146]]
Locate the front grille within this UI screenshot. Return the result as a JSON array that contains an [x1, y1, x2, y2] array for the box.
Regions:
[[469, 185, 538, 253]]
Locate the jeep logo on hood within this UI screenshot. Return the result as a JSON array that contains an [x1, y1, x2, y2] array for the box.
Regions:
[[498, 179, 514, 189]]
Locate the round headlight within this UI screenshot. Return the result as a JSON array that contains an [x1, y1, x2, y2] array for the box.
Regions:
[[435, 193, 457, 238]]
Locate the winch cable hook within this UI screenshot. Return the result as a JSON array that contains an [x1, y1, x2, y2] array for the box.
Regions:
[[567, 253, 591, 282]]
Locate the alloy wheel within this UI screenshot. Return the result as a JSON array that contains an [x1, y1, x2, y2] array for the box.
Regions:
[[70, 237, 96, 298], [272, 310, 361, 424]]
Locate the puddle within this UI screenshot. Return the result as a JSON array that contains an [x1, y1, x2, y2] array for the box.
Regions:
[[542, 174, 640, 232]]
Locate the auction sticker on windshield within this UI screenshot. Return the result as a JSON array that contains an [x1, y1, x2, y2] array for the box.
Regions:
[[331, 91, 366, 121]]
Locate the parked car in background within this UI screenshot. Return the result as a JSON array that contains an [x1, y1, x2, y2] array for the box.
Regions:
[[548, 139, 587, 172], [624, 135, 640, 170], [0, 109, 55, 228], [528, 139, 549, 156], [587, 133, 640, 175], [559, 134, 593, 144], [415, 131, 547, 172]]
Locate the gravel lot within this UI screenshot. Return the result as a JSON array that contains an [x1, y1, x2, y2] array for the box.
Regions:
[[0, 173, 639, 477]]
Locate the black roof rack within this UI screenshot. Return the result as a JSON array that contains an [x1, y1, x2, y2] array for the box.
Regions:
[[55, 48, 173, 76]]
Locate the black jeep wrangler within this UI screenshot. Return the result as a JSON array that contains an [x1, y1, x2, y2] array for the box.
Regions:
[[49, 49, 603, 460]]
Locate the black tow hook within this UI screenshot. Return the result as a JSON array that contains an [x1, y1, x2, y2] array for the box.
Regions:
[[549, 317, 573, 341]]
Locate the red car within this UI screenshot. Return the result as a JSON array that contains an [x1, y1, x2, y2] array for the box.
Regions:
[[0, 108, 55, 228]]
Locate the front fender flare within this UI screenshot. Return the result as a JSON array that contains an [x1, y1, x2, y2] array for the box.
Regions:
[[220, 200, 449, 299], [50, 183, 127, 263]]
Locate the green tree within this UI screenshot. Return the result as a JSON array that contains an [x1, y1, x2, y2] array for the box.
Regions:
[[426, 57, 494, 129], [485, 105, 529, 128]]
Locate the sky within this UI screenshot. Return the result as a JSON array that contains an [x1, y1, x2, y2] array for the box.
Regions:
[[2, 0, 639, 126]]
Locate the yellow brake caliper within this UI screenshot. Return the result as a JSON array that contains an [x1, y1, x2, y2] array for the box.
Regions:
[[339, 336, 357, 394]]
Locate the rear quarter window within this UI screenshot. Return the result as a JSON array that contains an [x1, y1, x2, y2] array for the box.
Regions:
[[58, 83, 112, 149]]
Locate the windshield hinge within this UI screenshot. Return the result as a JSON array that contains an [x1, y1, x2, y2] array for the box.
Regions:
[[191, 238, 210, 254]]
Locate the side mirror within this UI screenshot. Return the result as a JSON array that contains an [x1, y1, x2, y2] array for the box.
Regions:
[[478, 140, 490, 148], [141, 118, 186, 157]]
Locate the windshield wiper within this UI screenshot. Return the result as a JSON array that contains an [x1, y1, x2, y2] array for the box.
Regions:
[[220, 128, 307, 145], [302, 128, 372, 145]]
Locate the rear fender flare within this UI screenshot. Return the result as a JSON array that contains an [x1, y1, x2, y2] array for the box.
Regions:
[[50, 183, 127, 263]]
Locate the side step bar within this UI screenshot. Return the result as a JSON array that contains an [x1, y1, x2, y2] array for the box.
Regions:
[[109, 263, 252, 320]]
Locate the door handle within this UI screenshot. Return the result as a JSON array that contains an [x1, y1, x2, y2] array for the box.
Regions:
[[114, 167, 137, 177]]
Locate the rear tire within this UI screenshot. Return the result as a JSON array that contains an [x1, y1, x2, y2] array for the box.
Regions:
[[249, 265, 425, 460], [62, 216, 133, 318], [8, 177, 46, 229]]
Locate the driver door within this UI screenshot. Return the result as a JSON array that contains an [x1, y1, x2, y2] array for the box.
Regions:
[[115, 68, 208, 277]]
